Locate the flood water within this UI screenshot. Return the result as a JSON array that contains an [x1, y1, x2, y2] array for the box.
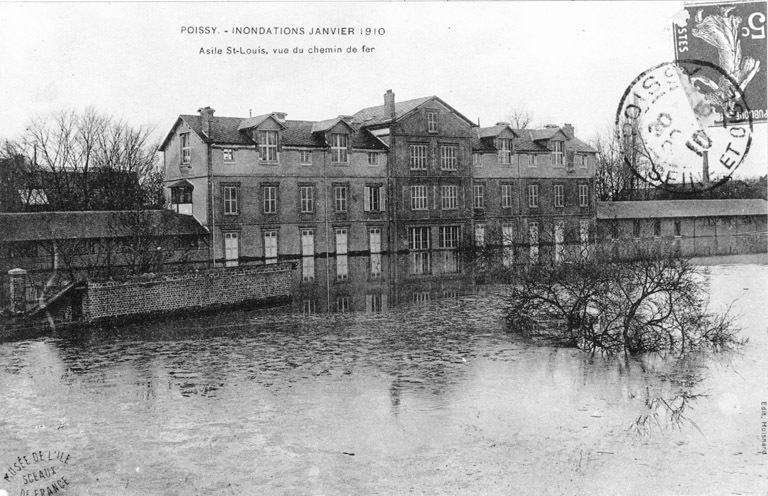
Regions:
[[1, 263, 767, 495]]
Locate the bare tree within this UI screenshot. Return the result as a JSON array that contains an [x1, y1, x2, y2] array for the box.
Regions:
[[504, 240, 741, 356], [590, 124, 644, 201], [11, 108, 162, 211], [505, 104, 534, 129]]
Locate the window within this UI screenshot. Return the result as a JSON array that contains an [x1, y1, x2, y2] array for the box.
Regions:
[[301, 229, 314, 257], [440, 145, 457, 170], [224, 232, 239, 267], [331, 133, 348, 163], [223, 185, 238, 215], [554, 184, 564, 208], [180, 132, 190, 164], [441, 185, 457, 210], [368, 152, 378, 166], [438, 225, 459, 272], [502, 223, 514, 267], [409, 144, 428, 169], [335, 227, 348, 255], [369, 228, 382, 278], [413, 292, 431, 305], [264, 230, 278, 264], [474, 223, 486, 247], [654, 219, 661, 237], [300, 185, 314, 213], [496, 138, 512, 165], [408, 227, 431, 275], [580, 220, 590, 256], [579, 184, 589, 207], [554, 221, 565, 263], [223, 148, 235, 162], [427, 110, 438, 133], [411, 185, 428, 210], [674, 220, 682, 237], [439, 226, 460, 249], [501, 184, 514, 208], [300, 150, 312, 165], [258, 130, 278, 162], [335, 228, 348, 281], [366, 294, 384, 313], [553, 141, 564, 166], [171, 186, 192, 205], [263, 186, 278, 214], [409, 227, 430, 251], [336, 296, 350, 313], [473, 184, 485, 209], [334, 185, 348, 212], [302, 299, 315, 314], [364, 185, 384, 212], [529, 154, 537, 167], [473, 153, 482, 167], [579, 155, 587, 168], [301, 229, 315, 282], [528, 184, 539, 208], [633, 219, 641, 238], [529, 222, 539, 264]]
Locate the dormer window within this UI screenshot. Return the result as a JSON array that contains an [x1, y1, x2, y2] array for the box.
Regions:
[[180, 133, 190, 164], [258, 130, 279, 162], [331, 133, 348, 163], [427, 111, 438, 133], [496, 138, 512, 165], [552, 141, 564, 166]]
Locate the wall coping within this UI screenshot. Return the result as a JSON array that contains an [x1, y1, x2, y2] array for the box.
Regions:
[[87, 263, 294, 289]]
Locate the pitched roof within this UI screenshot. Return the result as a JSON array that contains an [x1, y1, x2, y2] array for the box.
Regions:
[[352, 96, 434, 127], [238, 113, 284, 131], [351, 95, 476, 128], [529, 127, 567, 141], [512, 129, 550, 153], [0, 210, 208, 242], [476, 124, 517, 139], [567, 137, 597, 154], [311, 116, 353, 134], [596, 200, 768, 219]]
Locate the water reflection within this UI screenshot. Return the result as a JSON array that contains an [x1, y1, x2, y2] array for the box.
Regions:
[[0, 265, 764, 495], [288, 253, 474, 314]]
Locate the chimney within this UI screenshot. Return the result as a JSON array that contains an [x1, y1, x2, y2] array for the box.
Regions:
[[496, 121, 510, 126], [384, 89, 396, 121], [563, 123, 575, 139], [198, 106, 215, 138], [271, 112, 287, 123]]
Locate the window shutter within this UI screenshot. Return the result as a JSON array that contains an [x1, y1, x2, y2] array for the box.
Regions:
[[364, 187, 371, 212]]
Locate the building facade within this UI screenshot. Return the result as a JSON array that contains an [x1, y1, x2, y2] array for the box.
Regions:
[[160, 91, 598, 310], [596, 199, 768, 257]]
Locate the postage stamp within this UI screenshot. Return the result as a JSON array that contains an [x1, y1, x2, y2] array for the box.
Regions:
[[616, 59, 753, 192], [673, 1, 767, 124]]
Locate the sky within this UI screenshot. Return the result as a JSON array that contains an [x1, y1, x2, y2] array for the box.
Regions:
[[0, 1, 765, 177]]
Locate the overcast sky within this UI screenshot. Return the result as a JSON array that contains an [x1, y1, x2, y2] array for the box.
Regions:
[[1, 1, 765, 177]]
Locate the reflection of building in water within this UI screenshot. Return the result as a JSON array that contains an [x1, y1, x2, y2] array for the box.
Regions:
[[288, 254, 473, 314]]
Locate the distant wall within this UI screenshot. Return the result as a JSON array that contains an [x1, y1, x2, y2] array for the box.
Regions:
[[83, 263, 293, 321]]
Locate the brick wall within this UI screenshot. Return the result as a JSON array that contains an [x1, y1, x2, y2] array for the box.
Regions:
[[83, 263, 293, 321]]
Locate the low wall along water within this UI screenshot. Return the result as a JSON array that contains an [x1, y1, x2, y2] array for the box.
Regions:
[[83, 263, 293, 322]]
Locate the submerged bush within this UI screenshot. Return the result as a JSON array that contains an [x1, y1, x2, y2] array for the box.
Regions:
[[504, 242, 742, 355]]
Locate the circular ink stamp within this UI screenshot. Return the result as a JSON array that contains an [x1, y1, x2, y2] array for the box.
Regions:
[[2, 450, 73, 496], [616, 60, 753, 192]]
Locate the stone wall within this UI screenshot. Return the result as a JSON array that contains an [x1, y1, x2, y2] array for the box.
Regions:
[[83, 263, 293, 322]]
